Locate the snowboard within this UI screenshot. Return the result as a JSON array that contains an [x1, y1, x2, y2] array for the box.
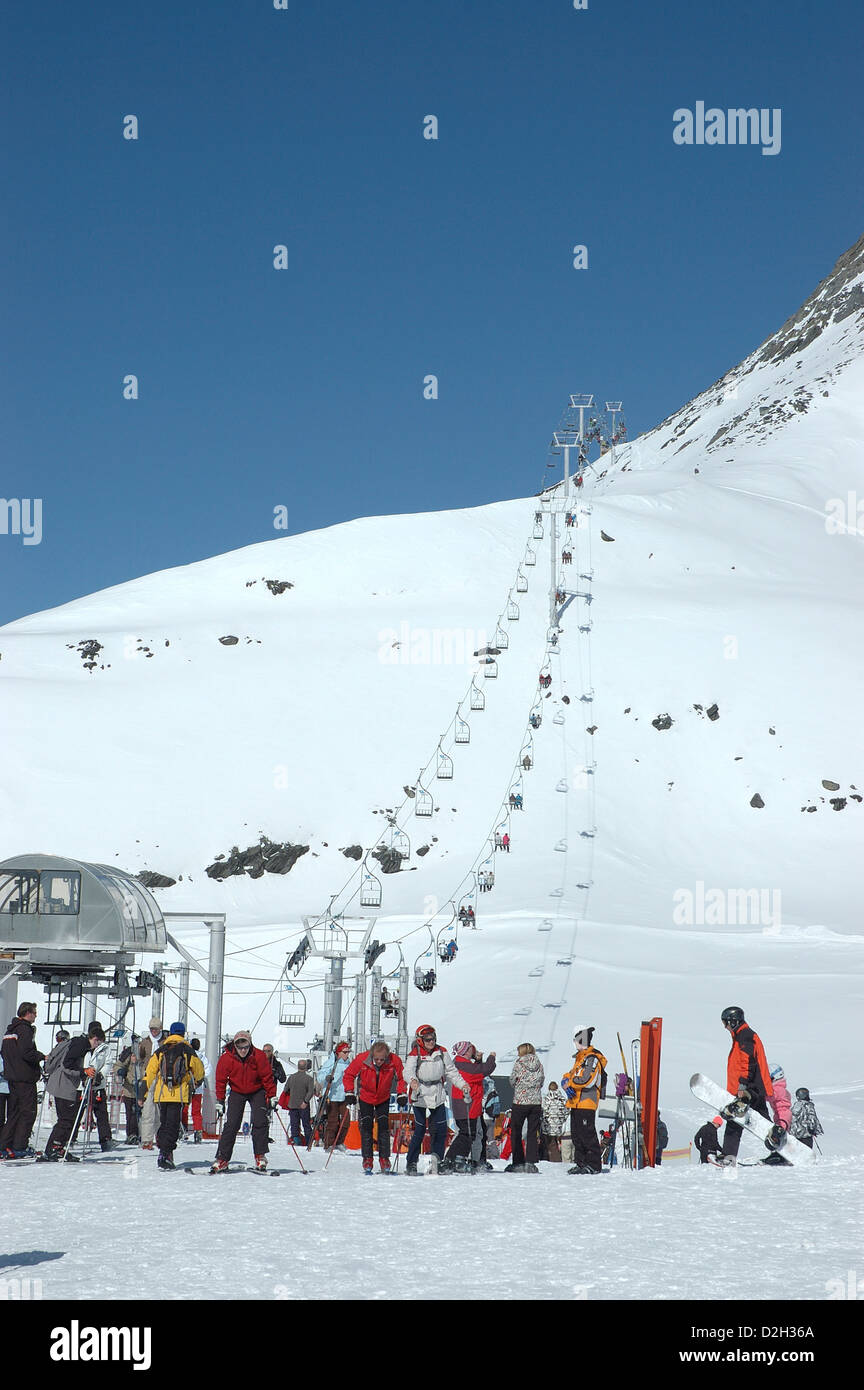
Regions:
[[690, 1073, 814, 1166]]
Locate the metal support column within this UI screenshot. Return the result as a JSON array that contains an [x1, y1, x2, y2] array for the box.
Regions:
[[202, 920, 225, 1130], [177, 962, 190, 1029], [354, 971, 368, 1052], [368, 966, 382, 1042], [396, 965, 409, 1057], [0, 964, 21, 1032], [150, 962, 164, 1023], [323, 956, 344, 1055]]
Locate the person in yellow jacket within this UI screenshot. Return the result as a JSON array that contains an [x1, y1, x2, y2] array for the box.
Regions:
[[561, 1024, 607, 1175], [143, 1023, 205, 1171]]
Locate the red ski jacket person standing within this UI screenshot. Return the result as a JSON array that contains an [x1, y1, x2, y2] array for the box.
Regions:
[[343, 1042, 408, 1173], [212, 1031, 275, 1173], [720, 1006, 773, 1162]]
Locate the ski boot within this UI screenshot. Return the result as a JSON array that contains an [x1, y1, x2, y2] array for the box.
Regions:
[[504, 1162, 524, 1173], [378, 1157, 393, 1175], [522, 1162, 540, 1174], [451, 1155, 472, 1175], [157, 1152, 175, 1171], [404, 1162, 419, 1176], [254, 1153, 268, 1172], [123, 1135, 140, 1146], [362, 1158, 375, 1175], [209, 1158, 230, 1174]]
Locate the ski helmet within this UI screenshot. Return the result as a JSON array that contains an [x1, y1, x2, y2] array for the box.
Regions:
[[795, 1087, 810, 1101], [769, 1063, 784, 1080], [573, 1024, 595, 1047], [720, 1006, 745, 1028]]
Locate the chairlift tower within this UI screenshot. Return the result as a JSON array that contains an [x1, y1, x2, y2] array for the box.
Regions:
[[302, 913, 376, 1054], [606, 400, 623, 467]]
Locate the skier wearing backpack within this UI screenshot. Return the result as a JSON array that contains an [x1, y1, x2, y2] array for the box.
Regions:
[[402, 1025, 469, 1175], [211, 1030, 275, 1173], [719, 1006, 774, 1162], [790, 1088, 823, 1149], [342, 1040, 408, 1173], [562, 1024, 608, 1174], [143, 1023, 205, 1170], [41, 1022, 111, 1161]]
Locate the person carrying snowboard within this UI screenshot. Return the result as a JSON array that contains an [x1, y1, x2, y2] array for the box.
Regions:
[[402, 1025, 469, 1175], [211, 1029, 275, 1173], [144, 1023, 205, 1170], [719, 1005, 774, 1163], [790, 1087, 823, 1149], [342, 1039, 407, 1173], [562, 1024, 607, 1174], [694, 1115, 723, 1164]]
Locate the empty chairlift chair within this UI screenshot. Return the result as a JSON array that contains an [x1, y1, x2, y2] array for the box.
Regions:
[[279, 980, 307, 1029], [415, 777, 434, 817], [516, 572, 528, 593], [484, 658, 498, 679], [494, 624, 509, 650], [454, 715, 470, 745], [507, 598, 520, 621], [470, 681, 486, 711], [525, 546, 537, 567], [436, 744, 454, 779], [360, 865, 383, 908]]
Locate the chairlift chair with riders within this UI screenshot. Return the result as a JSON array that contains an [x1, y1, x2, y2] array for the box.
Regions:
[[533, 519, 544, 540], [519, 733, 534, 769]]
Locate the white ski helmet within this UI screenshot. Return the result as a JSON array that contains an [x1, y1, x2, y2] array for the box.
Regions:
[[573, 1024, 595, 1047]]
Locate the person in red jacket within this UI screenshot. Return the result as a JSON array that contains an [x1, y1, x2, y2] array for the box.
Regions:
[[441, 1041, 496, 1173], [719, 1005, 774, 1163], [343, 1040, 407, 1174], [210, 1030, 276, 1173]]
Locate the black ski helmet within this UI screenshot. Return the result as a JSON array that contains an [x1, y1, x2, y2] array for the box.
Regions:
[[795, 1087, 810, 1101], [720, 1006, 745, 1028]]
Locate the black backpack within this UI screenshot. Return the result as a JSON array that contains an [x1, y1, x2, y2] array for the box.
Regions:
[[158, 1041, 194, 1091]]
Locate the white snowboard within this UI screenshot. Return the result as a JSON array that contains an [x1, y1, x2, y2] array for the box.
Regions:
[[690, 1073, 815, 1166]]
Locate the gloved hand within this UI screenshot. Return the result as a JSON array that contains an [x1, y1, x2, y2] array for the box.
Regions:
[[344, 1093, 357, 1107], [267, 1097, 277, 1113], [215, 1100, 225, 1119], [397, 1095, 408, 1111], [84, 1067, 96, 1079]]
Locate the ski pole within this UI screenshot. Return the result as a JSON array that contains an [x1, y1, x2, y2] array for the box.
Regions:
[[273, 1106, 307, 1173], [62, 1078, 92, 1162], [32, 1083, 50, 1155]]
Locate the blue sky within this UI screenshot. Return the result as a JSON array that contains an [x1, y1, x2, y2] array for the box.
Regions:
[[2, 0, 862, 623]]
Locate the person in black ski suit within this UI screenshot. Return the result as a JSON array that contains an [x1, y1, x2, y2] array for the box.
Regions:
[[0, 1002, 45, 1158], [694, 1116, 723, 1164], [655, 1112, 669, 1165]]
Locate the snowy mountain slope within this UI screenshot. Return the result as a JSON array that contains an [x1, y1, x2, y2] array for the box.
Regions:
[[1, 236, 863, 1142]]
